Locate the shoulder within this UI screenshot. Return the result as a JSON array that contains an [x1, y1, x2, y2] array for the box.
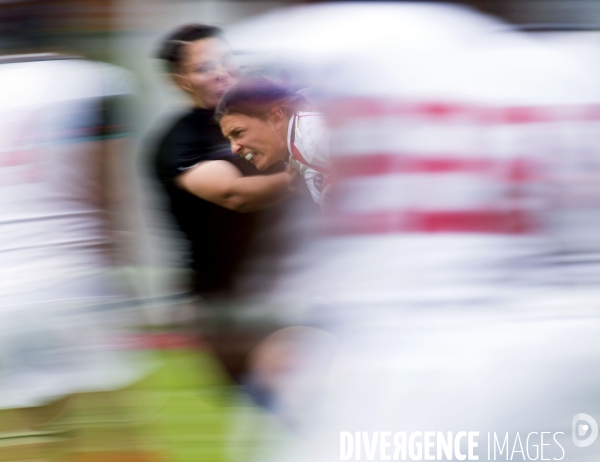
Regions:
[[149, 110, 193, 151], [150, 111, 194, 179], [297, 111, 326, 122], [159, 110, 196, 137], [296, 111, 328, 139], [294, 111, 330, 163], [296, 111, 326, 125]]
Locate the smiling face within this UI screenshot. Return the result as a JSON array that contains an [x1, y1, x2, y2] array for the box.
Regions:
[[174, 37, 237, 109], [220, 108, 290, 171]]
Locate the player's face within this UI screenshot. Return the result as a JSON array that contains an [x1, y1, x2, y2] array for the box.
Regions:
[[175, 37, 238, 109], [220, 109, 289, 171]]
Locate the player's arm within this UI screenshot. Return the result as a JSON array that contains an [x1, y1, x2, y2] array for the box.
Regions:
[[175, 160, 298, 213]]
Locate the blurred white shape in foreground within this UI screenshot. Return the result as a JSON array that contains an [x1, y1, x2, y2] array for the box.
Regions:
[[227, 3, 600, 462], [0, 55, 147, 409]]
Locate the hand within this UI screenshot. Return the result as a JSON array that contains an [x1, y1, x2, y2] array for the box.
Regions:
[[284, 165, 301, 192]]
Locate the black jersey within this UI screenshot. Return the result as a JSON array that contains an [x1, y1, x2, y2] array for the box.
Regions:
[[151, 108, 261, 296]]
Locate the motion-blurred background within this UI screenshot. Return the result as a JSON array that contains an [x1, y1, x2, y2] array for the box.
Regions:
[[2, 2, 600, 462], [5, 0, 600, 305]]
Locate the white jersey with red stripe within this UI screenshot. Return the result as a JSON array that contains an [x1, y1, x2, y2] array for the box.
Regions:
[[226, 5, 600, 461], [0, 56, 132, 301], [0, 55, 149, 409], [226, 5, 600, 460], [286, 111, 332, 206]]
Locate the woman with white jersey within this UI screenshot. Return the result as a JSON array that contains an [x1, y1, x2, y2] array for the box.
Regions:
[[216, 76, 333, 208]]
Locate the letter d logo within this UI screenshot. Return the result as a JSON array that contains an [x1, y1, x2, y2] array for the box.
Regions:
[[572, 413, 598, 448]]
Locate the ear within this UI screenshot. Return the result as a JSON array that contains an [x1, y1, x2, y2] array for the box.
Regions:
[[269, 106, 287, 131]]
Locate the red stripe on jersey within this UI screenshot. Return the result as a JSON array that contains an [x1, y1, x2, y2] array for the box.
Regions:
[[332, 153, 540, 180], [328, 210, 539, 235], [324, 98, 600, 125], [290, 142, 330, 174]]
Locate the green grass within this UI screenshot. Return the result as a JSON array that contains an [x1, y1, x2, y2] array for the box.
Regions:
[[146, 350, 233, 462], [65, 348, 284, 462], [0, 343, 286, 461]]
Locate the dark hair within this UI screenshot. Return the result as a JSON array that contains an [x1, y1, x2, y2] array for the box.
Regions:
[[215, 76, 307, 122], [156, 23, 224, 73]]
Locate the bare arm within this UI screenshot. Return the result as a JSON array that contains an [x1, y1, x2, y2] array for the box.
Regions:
[[176, 160, 298, 213]]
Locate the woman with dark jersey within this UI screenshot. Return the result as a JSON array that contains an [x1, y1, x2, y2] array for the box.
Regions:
[[151, 24, 298, 382]]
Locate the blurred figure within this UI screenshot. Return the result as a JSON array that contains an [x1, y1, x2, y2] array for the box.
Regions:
[[221, 3, 600, 461], [150, 24, 299, 383], [0, 50, 150, 460]]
